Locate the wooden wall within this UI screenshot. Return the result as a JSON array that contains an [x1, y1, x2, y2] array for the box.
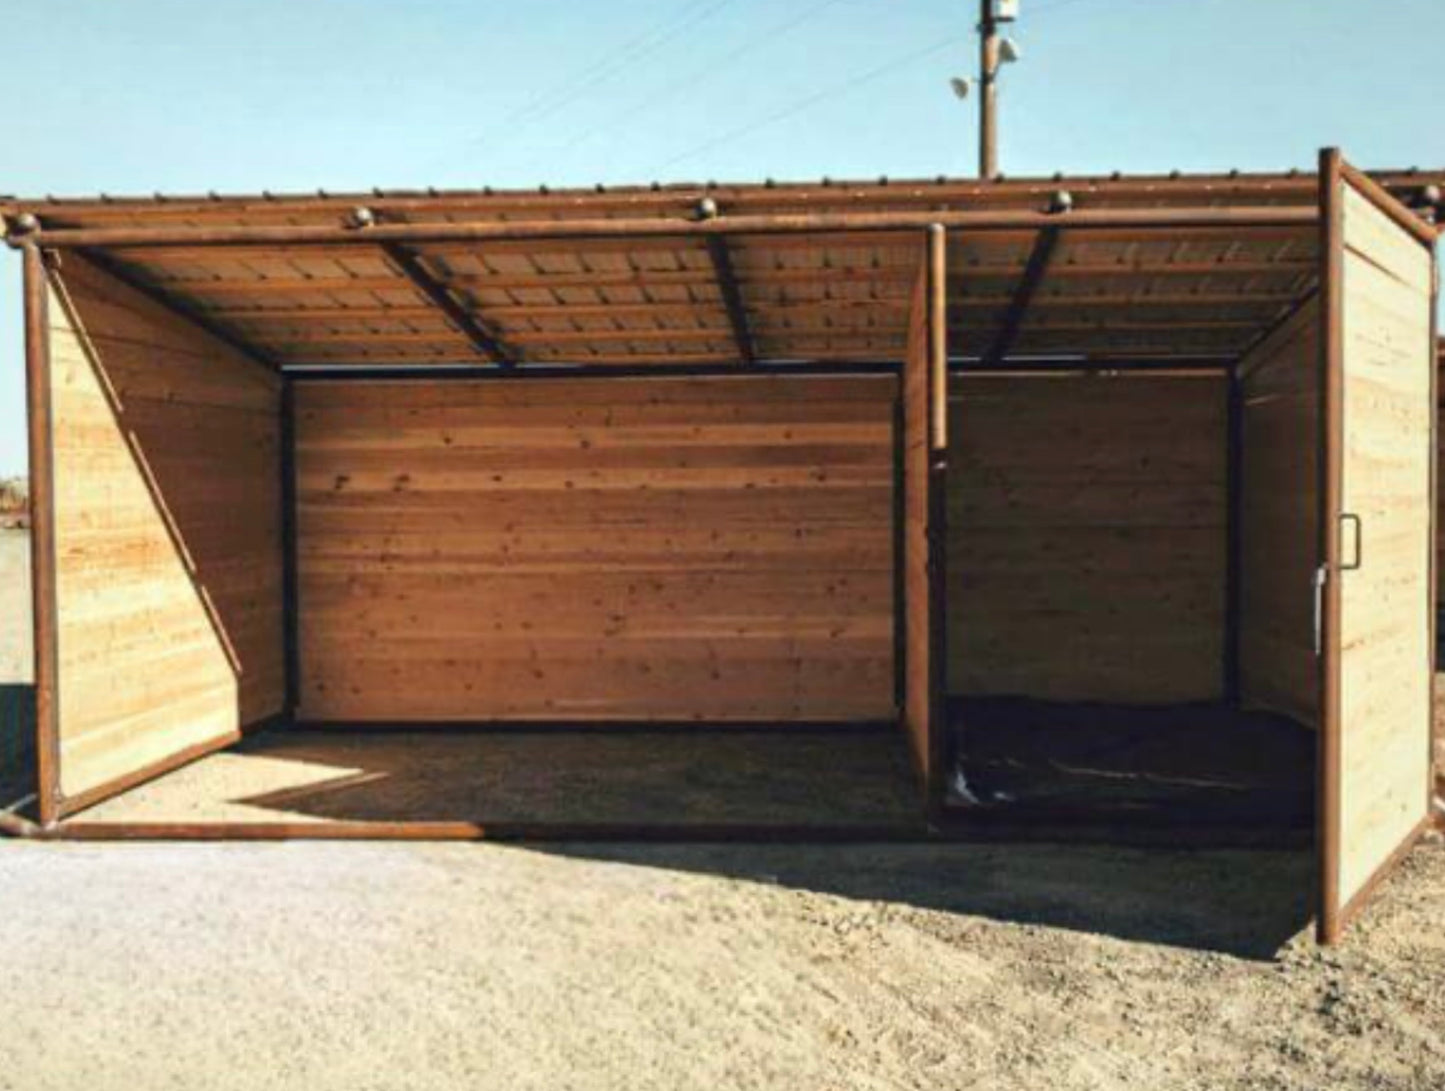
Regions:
[[1238, 299, 1321, 725], [293, 374, 896, 723], [1333, 185, 1434, 908], [48, 256, 285, 805], [946, 372, 1228, 703]]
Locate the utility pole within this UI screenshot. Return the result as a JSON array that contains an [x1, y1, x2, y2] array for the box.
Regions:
[[953, 2, 1017, 179], [979, 0, 999, 180]]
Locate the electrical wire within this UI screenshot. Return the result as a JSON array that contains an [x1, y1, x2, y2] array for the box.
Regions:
[[463, 0, 734, 154], [649, 30, 972, 174], [481, 0, 742, 158], [646, 0, 1111, 175], [507, 0, 849, 174]]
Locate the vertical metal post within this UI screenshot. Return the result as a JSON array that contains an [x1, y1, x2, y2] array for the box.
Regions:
[[22, 242, 60, 826], [1317, 147, 1345, 945], [280, 379, 301, 719]]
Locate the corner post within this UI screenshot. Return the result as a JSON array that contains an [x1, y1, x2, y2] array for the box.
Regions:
[[22, 242, 60, 827], [1317, 146, 1345, 946]]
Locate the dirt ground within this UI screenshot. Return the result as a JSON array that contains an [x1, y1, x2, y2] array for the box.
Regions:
[[0, 835, 1441, 1091], [3, 525, 1444, 1088]]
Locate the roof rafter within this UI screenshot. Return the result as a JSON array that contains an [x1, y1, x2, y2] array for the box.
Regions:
[[704, 236, 755, 364], [984, 226, 1061, 365], [379, 243, 518, 367]]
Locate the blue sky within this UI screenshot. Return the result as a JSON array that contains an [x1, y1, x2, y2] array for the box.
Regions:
[[3, 0, 1442, 475]]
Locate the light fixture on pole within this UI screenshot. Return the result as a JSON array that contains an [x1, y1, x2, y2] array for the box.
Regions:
[[955, 0, 1022, 180]]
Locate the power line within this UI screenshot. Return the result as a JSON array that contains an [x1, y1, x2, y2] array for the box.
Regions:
[[508, 0, 849, 174], [462, 0, 731, 154], [514, 0, 843, 170], [650, 30, 972, 175], [647, 0, 1111, 176], [480, 0, 743, 161]]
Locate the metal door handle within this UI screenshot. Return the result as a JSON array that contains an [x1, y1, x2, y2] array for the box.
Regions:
[[1313, 565, 1328, 657], [1340, 513, 1363, 571]]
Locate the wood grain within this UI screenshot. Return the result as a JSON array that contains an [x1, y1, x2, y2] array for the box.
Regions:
[[48, 255, 285, 804], [1333, 186, 1434, 908], [1238, 299, 1321, 724], [947, 372, 1228, 702], [294, 374, 896, 722], [901, 237, 943, 785]]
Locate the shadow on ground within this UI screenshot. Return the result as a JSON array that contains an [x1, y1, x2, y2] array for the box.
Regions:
[[530, 840, 1315, 960], [72, 725, 1316, 959]]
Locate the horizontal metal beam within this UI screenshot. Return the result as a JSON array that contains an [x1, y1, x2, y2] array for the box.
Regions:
[[282, 360, 905, 381], [11, 206, 1320, 251], [185, 290, 1305, 324], [277, 355, 1236, 382]]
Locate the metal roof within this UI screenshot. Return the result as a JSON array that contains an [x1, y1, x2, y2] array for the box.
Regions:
[[8, 167, 1437, 373]]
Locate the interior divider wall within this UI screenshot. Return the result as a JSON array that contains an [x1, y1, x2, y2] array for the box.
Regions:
[[900, 226, 946, 798], [45, 255, 286, 813]]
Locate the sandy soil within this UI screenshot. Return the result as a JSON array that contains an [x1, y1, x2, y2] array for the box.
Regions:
[[0, 835, 1441, 1091]]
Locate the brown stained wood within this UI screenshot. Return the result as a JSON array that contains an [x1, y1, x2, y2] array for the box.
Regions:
[[947, 372, 1229, 703], [704, 236, 755, 363], [187, 292, 1305, 325], [984, 227, 1060, 364], [23, 245, 59, 826], [74, 249, 279, 374], [379, 243, 517, 365], [294, 374, 896, 723], [1237, 299, 1322, 726], [21, 205, 1319, 251], [900, 229, 945, 793], [46, 255, 286, 805], [7, 168, 1438, 228], [131, 259, 1317, 303]]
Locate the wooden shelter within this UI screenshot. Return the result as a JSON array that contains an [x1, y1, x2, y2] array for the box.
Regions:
[[1, 150, 1439, 943]]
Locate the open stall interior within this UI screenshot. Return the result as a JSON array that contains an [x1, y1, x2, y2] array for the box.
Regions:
[[4, 152, 1438, 941]]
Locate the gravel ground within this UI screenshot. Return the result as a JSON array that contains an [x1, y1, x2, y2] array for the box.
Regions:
[[2, 530, 1441, 1089], [0, 835, 1441, 1091]]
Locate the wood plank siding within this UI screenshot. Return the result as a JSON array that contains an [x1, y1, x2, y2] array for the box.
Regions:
[[1333, 186, 1434, 908], [946, 372, 1229, 703], [1238, 299, 1321, 726], [48, 256, 284, 804], [293, 374, 896, 723]]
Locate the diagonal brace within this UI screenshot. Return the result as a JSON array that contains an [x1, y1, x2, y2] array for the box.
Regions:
[[705, 236, 755, 364], [985, 226, 1061, 365], [381, 243, 517, 366]]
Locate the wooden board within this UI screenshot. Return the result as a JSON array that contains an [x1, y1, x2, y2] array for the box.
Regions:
[[293, 374, 896, 722], [900, 229, 946, 793], [1318, 156, 1436, 943], [47, 255, 285, 808], [1238, 299, 1321, 724], [947, 372, 1228, 703]]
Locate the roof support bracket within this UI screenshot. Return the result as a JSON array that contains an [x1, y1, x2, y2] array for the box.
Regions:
[[704, 235, 755, 364], [380, 243, 518, 367]]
